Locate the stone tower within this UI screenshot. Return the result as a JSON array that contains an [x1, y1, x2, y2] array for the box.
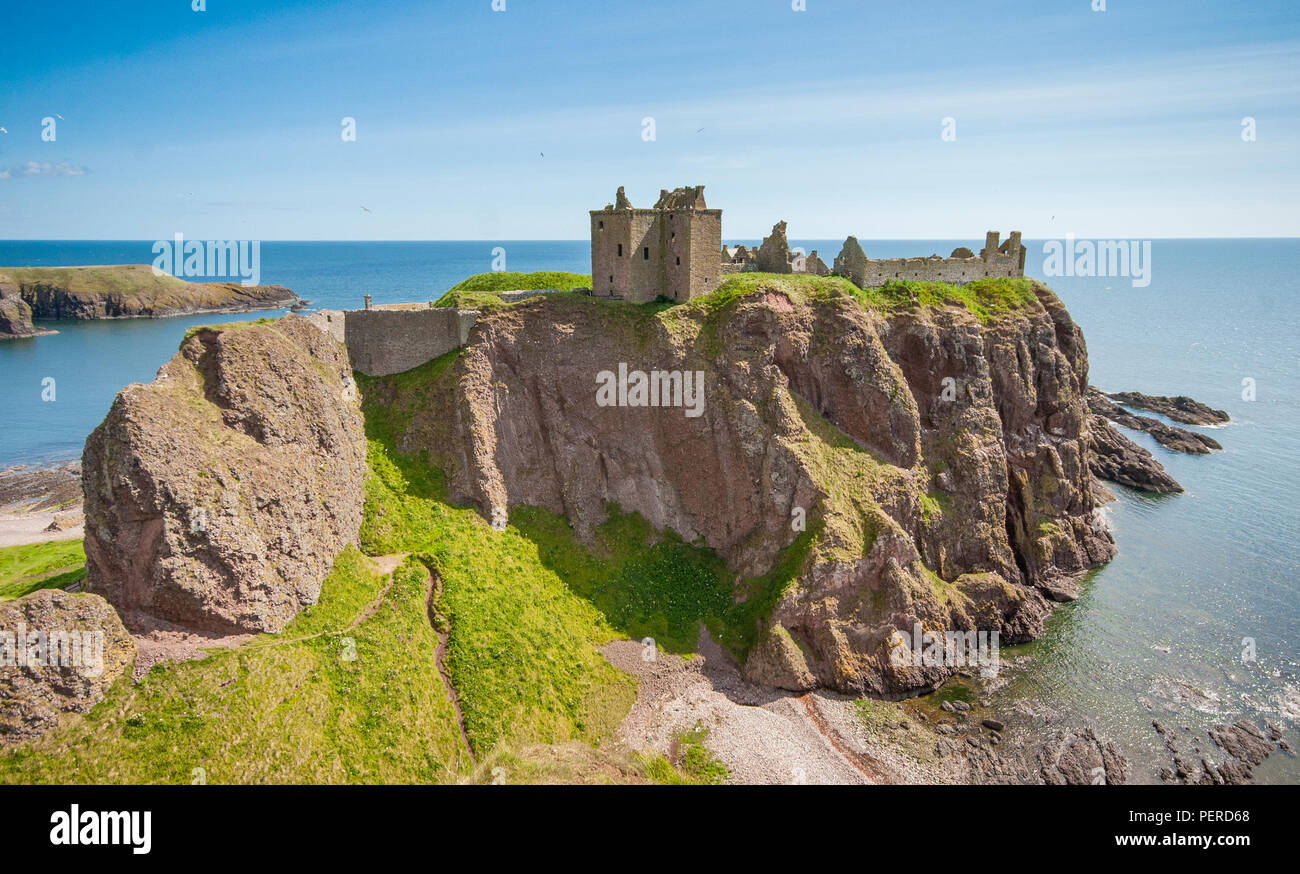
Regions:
[[590, 185, 723, 303]]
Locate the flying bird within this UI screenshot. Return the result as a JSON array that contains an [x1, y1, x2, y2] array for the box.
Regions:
[[0, 127, 7, 134], [697, 127, 704, 133], [361, 206, 372, 213], [56, 114, 64, 120]]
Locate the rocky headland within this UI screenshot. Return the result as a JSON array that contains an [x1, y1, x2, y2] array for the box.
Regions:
[[0, 272, 1244, 783], [0, 265, 298, 340]]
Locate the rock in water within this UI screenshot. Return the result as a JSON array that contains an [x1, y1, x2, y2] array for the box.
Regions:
[[1086, 416, 1183, 494], [0, 589, 135, 745], [1038, 728, 1129, 785], [82, 316, 367, 634], [1106, 391, 1229, 426]]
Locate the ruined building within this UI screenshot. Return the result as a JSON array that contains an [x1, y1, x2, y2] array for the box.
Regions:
[[590, 186, 723, 303], [592, 186, 1023, 302]]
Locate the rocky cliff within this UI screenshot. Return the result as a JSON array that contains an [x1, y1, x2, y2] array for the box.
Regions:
[[0, 278, 56, 340], [0, 265, 297, 332], [365, 277, 1116, 696], [81, 316, 367, 633]]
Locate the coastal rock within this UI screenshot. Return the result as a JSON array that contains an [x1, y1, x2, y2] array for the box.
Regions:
[[1106, 391, 1229, 426], [82, 316, 367, 634], [0, 279, 56, 340], [1038, 728, 1129, 785], [1086, 416, 1183, 494], [1087, 388, 1221, 454], [0, 589, 135, 745], [371, 280, 1113, 695]]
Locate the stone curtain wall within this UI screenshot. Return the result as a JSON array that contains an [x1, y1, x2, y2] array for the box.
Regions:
[[307, 306, 479, 377], [860, 251, 1024, 286]]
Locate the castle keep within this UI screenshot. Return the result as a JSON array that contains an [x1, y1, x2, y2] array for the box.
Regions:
[[590, 185, 723, 303], [593, 185, 1024, 303]]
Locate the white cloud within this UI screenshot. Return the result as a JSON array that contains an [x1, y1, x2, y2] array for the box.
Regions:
[[0, 161, 89, 180]]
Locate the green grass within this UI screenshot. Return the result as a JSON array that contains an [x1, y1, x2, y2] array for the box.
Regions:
[[0, 539, 86, 601], [0, 549, 471, 783], [683, 272, 1041, 325], [433, 271, 592, 311], [360, 437, 636, 753], [640, 724, 730, 785]]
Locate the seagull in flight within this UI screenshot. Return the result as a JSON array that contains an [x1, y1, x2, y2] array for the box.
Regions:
[[0, 127, 7, 134], [56, 114, 64, 120], [361, 206, 372, 213]]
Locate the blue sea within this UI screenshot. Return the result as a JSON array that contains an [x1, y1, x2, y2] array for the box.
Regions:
[[1, 239, 1297, 782]]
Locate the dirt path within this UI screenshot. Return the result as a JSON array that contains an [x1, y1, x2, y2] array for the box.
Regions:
[[423, 566, 475, 765], [601, 629, 940, 784]]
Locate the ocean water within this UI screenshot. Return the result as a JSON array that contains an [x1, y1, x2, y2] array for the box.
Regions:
[[0, 238, 1296, 782]]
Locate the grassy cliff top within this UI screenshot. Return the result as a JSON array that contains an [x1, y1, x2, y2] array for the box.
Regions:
[[432, 270, 1042, 325], [434, 271, 591, 311], [0, 265, 198, 296], [696, 273, 1042, 324]]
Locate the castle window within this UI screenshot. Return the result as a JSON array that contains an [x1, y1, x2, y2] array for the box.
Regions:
[[617, 243, 623, 257], [643, 247, 649, 260], [676, 257, 680, 265], [598, 221, 604, 230]]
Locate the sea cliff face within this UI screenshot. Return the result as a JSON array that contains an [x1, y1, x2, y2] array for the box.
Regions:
[[0, 278, 55, 339], [365, 278, 1115, 695]]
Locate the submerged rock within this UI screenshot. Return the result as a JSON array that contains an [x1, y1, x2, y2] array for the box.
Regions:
[[82, 316, 367, 634]]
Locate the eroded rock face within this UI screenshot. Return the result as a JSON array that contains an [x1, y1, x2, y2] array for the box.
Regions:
[[82, 316, 367, 634], [0, 590, 134, 745], [372, 282, 1114, 696], [0, 280, 53, 340]]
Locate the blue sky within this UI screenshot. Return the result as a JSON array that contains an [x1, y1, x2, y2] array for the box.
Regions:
[[1, 0, 1297, 240]]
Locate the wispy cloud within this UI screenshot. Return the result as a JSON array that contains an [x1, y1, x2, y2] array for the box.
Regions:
[[0, 161, 89, 180]]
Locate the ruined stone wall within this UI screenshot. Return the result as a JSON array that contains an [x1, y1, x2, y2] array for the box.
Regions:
[[861, 252, 1023, 286], [307, 306, 479, 377]]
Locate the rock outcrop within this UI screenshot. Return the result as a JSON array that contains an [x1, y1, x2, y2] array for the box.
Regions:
[[0, 278, 56, 340], [1088, 388, 1221, 454], [366, 279, 1115, 696], [1107, 391, 1229, 426], [82, 316, 367, 634], [0, 590, 135, 745], [1086, 416, 1183, 494]]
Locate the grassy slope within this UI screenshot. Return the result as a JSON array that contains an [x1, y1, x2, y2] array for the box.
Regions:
[[0, 539, 86, 601], [0, 550, 471, 783]]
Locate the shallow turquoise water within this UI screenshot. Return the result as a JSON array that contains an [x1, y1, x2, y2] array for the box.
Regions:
[[1, 239, 1296, 781]]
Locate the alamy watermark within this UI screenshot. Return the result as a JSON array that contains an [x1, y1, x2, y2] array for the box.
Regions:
[[1042, 234, 1151, 288], [1, 624, 105, 677], [888, 623, 999, 675], [151, 233, 261, 286], [595, 363, 705, 418]]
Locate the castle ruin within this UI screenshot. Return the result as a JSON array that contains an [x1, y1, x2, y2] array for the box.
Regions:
[[594, 185, 1024, 302], [590, 185, 723, 303]]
